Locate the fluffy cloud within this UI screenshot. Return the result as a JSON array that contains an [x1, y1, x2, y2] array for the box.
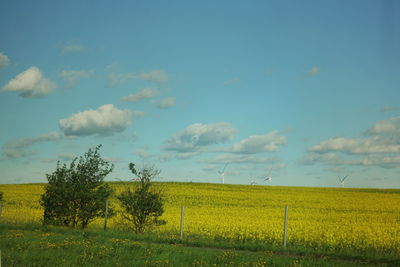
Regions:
[[157, 97, 176, 109], [1, 67, 56, 98], [309, 136, 400, 154], [165, 122, 235, 152], [61, 44, 84, 55], [3, 132, 63, 159], [304, 116, 400, 169], [366, 116, 400, 135], [59, 70, 94, 88], [59, 104, 131, 136], [122, 88, 157, 102], [0, 52, 9, 69], [299, 152, 342, 166], [226, 131, 287, 154]]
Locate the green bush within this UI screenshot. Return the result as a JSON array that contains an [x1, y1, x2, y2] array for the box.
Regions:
[[40, 145, 114, 228], [117, 163, 165, 233]]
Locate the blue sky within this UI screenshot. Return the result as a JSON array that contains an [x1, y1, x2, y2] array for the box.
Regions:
[[1, 0, 400, 188]]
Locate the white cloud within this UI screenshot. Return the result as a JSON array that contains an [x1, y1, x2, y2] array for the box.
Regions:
[[1, 67, 56, 98], [2, 131, 63, 159], [157, 97, 176, 109], [0, 52, 9, 69], [309, 136, 400, 154], [304, 116, 400, 169], [165, 122, 235, 152], [226, 131, 287, 154], [307, 66, 320, 76], [107, 72, 129, 87], [347, 155, 400, 169], [59, 70, 94, 88], [367, 116, 400, 135], [299, 152, 342, 166], [59, 104, 132, 136], [106, 68, 168, 87], [205, 154, 278, 165], [61, 44, 84, 55], [122, 88, 157, 102], [134, 148, 152, 160]]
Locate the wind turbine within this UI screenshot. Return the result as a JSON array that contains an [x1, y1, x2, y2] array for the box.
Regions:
[[218, 163, 229, 184], [338, 175, 348, 188], [250, 172, 256, 185], [263, 165, 273, 185]]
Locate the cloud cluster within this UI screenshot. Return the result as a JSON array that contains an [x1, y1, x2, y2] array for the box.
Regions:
[[157, 97, 176, 109], [227, 131, 287, 154], [0, 52, 9, 69], [122, 88, 157, 102], [3, 131, 63, 159], [165, 122, 235, 152], [1, 67, 56, 98], [59, 104, 131, 136], [303, 116, 400, 169], [59, 69, 94, 88]]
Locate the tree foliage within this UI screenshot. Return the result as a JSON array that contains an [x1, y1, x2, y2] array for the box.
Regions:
[[40, 145, 113, 228], [117, 163, 165, 233]]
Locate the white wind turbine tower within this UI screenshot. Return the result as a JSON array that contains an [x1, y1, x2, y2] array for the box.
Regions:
[[218, 163, 229, 184], [338, 175, 348, 188]]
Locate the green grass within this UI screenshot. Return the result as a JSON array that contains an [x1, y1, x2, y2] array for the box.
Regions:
[[1, 222, 398, 267]]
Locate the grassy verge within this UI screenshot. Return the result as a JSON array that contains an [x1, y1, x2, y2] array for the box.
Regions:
[[1, 222, 398, 266]]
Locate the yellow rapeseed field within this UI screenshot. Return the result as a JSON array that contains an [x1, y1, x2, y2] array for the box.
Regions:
[[1, 182, 399, 254]]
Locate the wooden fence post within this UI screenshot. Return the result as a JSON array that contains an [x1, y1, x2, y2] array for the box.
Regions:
[[180, 206, 185, 239], [103, 200, 109, 231], [283, 205, 289, 249]]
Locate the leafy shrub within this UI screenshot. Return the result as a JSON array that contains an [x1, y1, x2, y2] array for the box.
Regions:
[[40, 145, 113, 228], [117, 163, 165, 233]]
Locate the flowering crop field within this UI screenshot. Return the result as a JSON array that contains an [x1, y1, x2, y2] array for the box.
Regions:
[[1, 182, 399, 257]]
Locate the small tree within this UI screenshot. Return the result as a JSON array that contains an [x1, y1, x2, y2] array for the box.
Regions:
[[40, 145, 113, 228], [117, 163, 165, 233]]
